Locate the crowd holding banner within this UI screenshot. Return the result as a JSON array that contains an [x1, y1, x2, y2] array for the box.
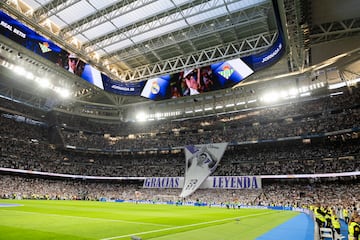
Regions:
[[143, 176, 262, 190]]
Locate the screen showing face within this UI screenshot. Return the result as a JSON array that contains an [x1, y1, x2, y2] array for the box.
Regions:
[[140, 58, 254, 100]]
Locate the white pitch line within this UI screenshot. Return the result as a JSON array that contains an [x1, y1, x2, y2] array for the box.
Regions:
[[0, 203, 23, 207], [0, 209, 172, 227], [100, 211, 276, 240]]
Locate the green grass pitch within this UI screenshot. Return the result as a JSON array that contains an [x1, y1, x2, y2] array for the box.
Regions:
[[0, 200, 298, 240]]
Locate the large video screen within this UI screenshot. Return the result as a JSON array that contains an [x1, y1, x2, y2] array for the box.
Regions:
[[1, 0, 285, 101], [141, 58, 254, 100]]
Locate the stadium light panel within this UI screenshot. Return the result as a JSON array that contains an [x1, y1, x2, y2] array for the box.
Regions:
[[298, 86, 308, 93], [56, 88, 70, 98], [330, 91, 343, 96], [280, 91, 288, 98], [300, 92, 311, 97], [37, 78, 51, 88], [236, 101, 246, 105], [25, 72, 34, 80], [328, 82, 346, 90], [288, 88, 298, 96], [136, 112, 147, 121], [13, 66, 26, 76], [261, 92, 279, 103]]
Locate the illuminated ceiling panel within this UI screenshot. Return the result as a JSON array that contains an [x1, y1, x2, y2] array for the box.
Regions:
[[103, 39, 134, 54], [82, 21, 116, 41], [21, 0, 43, 10], [56, 1, 96, 25], [186, 7, 228, 25], [111, 0, 174, 29], [48, 15, 67, 28], [5, 0, 277, 82], [87, 0, 115, 10], [227, 0, 267, 12], [131, 20, 187, 44]]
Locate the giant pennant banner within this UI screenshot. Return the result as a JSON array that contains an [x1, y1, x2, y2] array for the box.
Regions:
[[180, 143, 228, 198]]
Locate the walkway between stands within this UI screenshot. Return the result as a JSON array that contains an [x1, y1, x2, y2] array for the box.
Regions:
[[340, 219, 348, 240], [256, 212, 314, 240]]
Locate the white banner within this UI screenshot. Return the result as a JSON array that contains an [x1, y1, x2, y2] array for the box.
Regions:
[[204, 176, 261, 189], [143, 177, 183, 188], [142, 176, 261, 190], [180, 143, 228, 198]]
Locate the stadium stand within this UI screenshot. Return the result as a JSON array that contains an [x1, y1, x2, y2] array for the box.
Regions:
[[1, 1, 359, 239], [1, 85, 358, 240]]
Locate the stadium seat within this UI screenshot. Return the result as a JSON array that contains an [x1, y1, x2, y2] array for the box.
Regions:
[[320, 228, 333, 240], [334, 232, 345, 240]]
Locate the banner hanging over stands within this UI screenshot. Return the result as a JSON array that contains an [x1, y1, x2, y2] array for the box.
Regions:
[[142, 176, 262, 190], [180, 143, 228, 198]]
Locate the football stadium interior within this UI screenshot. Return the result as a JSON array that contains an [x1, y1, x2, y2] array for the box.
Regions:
[[0, 0, 359, 239]]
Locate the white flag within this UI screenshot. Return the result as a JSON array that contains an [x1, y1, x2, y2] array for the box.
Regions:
[[180, 143, 228, 198]]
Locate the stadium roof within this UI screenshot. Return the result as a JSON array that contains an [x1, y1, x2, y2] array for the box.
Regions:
[[1, 0, 280, 82]]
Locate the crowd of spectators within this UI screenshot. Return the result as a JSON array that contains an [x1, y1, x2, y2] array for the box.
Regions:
[[0, 175, 139, 201], [0, 86, 359, 217], [0, 97, 46, 120], [59, 87, 360, 150], [1, 174, 359, 213], [1, 88, 359, 178], [1, 131, 359, 177]]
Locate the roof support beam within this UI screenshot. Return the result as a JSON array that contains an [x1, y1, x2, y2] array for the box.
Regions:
[[82, 1, 269, 52], [119, 31, 278, 81], [102, 13, 269, 65], [310, 18, 360, 44], [60, 0, 156, 38]]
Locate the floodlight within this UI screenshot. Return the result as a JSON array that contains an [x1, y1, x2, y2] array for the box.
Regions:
[[13, 66, 26, 76], [55, 88, 70, 98], [288, 88, 298, 96], [330, 91, 343, 96], [300, 92, 311, 97], [328, 82, 346, 90], [25, 72, 34, 80], [261, 92, 279, 103], [225, 103, 234, 107], [38, 78, 50, 88], [280, 91, 288, 98], [136, 112, 147, 122]]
